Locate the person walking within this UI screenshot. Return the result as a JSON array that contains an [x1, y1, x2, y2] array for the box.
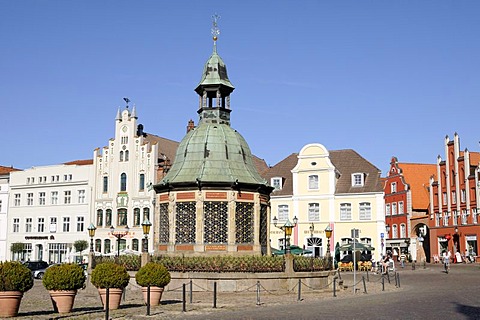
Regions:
[[442, 250, 451, 273], [399, 252, 407, 268]]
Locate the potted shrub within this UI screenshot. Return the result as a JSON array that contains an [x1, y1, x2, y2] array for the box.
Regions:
[[42, 263, 86, 313], [135, 262, 171, 306], [0, 261, 34, 318], [91, 262, 130, 310]]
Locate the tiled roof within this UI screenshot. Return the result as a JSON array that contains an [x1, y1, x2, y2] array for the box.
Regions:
[[144, 133, 180, 163], [0, 165, 21, 175], [468, 152, 480, 166], [63, 159, 94, 166], [398, 163, 437, 210], [262, 149, 383, 196]]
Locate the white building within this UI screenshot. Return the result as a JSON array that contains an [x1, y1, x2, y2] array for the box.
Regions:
[[7, 161, 93, 263], [91, 105, 178, 255], [0, 166, 21, 261]]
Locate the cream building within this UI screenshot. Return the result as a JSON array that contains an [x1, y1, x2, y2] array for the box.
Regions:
[[0, 166, 21, 261], [264, 143, 385, 261], [7, 161, 93, 262]]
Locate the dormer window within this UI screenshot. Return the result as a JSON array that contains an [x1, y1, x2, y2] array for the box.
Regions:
[[271, 177, 282, 191], [352, 173, 365, 187]]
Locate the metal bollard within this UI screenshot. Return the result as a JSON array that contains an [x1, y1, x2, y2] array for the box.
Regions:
[[337, 269, 342, 280], [333, 277, 337, 297], [366, 269, 369, 282], [105, 287, 110, 320], [397, 273, 401, 288], [412, 261, 416, 270], [381, 274, 385, 291], [394, 272, 398, 287], [189, 280, 193, 304], [297, 279, 302, 301], [213, 282, 217, 308], [362, 276, 367, 294], [182, 283, 186, 312], [256, 281, 261, 306], [146, 284, 151, 316], [386, 272, 391, 284]]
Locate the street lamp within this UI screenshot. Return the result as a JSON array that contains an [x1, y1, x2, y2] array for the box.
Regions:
[[309, 223, 314, 239], [110, 225, 129, 258], [273, 216, 298, 254], [87, 223, 96, 253], [142, 218, 152, 253], [325, 225, 332, 257]]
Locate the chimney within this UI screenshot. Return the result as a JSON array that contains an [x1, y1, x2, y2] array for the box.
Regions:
[[187, 119, 195, 133]]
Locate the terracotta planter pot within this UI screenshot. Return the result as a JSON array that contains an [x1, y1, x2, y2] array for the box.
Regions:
[[0, 291, 23, 318], [141, 286, 164, 306], [98, 288, 123, 310], [49, 290, 77, 314]]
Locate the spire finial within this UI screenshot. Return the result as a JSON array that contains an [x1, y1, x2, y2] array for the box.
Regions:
[[211, 13, 220, 52]]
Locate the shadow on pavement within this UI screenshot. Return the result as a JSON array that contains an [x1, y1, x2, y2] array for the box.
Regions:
[[456, 303, 480, 320]]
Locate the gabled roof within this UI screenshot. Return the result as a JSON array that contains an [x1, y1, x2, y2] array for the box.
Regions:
[[0, 165, 21, 175], [262, 153, 298, 196], [468, 152, 480, 166], [63, 159, 94, 166], [398, 163, 436, 210], [144, 133, 179, 164]]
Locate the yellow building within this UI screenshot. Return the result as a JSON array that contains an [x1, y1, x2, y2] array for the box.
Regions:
[[264, 143, 385, 261]]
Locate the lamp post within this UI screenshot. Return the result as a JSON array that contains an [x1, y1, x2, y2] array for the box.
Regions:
[[110, 225, 129, 259], [325, 225, 332, 257], [142, 218, 152, 253], [273, 216, 298, 254], [87, 223, 96, 273]]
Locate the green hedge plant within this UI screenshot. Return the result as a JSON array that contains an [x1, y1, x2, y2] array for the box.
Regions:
[[135, 262, 171, 287], [0, 261, 34, 293], [91, 262, 130, 289], [42, 263, 86, 291]]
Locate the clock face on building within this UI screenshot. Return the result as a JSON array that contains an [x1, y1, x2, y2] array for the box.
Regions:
[[122, 126, 128, 133]]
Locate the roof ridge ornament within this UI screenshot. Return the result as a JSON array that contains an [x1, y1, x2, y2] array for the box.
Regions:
[[211, 13, 220, 53]]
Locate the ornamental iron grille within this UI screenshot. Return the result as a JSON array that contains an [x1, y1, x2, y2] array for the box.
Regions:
[[204, 201, 228, 244], [235, 202, 254, 244], [175, 201, 196, 244], [158, 202, 169, 243], [259, 204, 268, 254]]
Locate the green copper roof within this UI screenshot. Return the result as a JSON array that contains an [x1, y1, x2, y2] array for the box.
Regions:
[[195, 44, 234, 94], [159, 123, 266, 186]]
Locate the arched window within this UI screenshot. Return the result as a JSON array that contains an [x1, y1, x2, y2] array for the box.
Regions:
[[120, 173, 127, 191], [96, 209, 103, 227], [400, 224, 406, 238], [133, 208, 140, 226], [105, 209, 112, 227], [119, 239, 127, 251], [118, 209, 127, 226], [139, 174, 145, 191], [95, 239, 101, 252], [125, 150, 129, 161], [103, 176, 108, 193], [104, 239, 111, 254], [143, 208, 150, 221], [132, 239, 139, 252], [392, 224, 398, 238], [120, 151, 124, 162]]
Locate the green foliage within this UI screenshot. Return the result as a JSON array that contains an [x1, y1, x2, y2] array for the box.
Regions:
[[135, 262, 171, 287], [92, 255, 140, 271], [10, 243, 24, 254], [42, 263, 86, 291], [0, 261, 34, 292], [73, 240, 88, 253], [292, 256, 331, 272], [151, 255, 285, 273], [91, 262, 130, 289]]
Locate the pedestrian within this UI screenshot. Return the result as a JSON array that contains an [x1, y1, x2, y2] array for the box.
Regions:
[[399, 252, 406, 268]]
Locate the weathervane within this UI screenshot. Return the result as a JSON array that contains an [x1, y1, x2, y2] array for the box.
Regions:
[[211, 13, 220, 42], [123, 97, 130, 108]]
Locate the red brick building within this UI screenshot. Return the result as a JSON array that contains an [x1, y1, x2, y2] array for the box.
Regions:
[[384, 157, 436, 262], [428, 133, 480, 262]]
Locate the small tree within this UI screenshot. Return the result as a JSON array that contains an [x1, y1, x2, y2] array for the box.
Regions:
[[11, 242, 24, 254], [73, 240, 88, 253]]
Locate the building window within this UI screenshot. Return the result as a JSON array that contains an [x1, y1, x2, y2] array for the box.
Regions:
[[105, 209, 112, 227], [392, 224, 398, 238], [125, 150, 129, 161], [118, 209, 127, 226], [0, 200, 2, 212], [50, 217, 57, 233], [120, 151, 124, 162], [139, 174, 145, 191], [462, 210, 467, 225], [27, 193, 33, 206], [352, 173, 364, 187], [143, 208, 150, 221], [398, 201, 404, 215], [473, 209, 478, 224], [78, 190, 85, 203], [132, 239, 139, 251], [435, 213, 441, 227], [359, 202, 371, 220], [39, 192, 45, 205], [443, 212, 449, 226], [392, 202, 397, 215], [461, 189, 466, 203], [76, 216, 85, 232], [391, 182, 397, 193], [13, 218, 19, 232], [452, 191, 456, 204], [103, 176, 108, 193], [121, 136, 128, 144], [63, 217, 70, 232], [271, 177, 282, 191], [104, 239, 111, 254], [120, 173, 127, 192], [277, 205, 289, 221], [14, 194, 20, 206], [442, 192, 447, 204], [340, 203, 352, 220], [133, 208, 141, 226], [400, 224, 406, 238], [25, 218, 32, 233], [51, 191, 58, 205], [452, 211, 458, 226], [96, 210, 103, 227], [385, 204, 390, 216], [95, 239, 101, 253], [308, 175, 319, 190], [64, 191, 71, 204], [37, 217, 45, 233], [308, 203, 320, 221]]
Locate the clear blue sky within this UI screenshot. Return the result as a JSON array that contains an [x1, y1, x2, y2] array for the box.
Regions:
[[2, 1, 479, 175]]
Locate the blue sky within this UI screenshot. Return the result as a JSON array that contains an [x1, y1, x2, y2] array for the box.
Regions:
[[1, 1, 479, 175]]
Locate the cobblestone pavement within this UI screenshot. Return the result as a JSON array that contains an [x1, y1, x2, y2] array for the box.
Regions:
[[12, 262, 479, 319]]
